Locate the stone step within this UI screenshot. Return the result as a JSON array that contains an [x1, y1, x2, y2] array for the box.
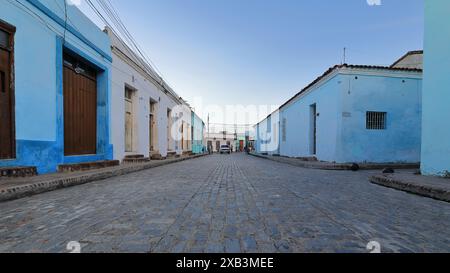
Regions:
[[0, 166, 38, 178], [295, 156, 318, 162], [124, 154, 145, 159], [58, 160, 120, 173], [122, 157, 151, 164], [167, 151, 177, 158], [150, 153, 166, 160]]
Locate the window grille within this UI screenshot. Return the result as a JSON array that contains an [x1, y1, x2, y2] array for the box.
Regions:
[[366, 112, 387, 130]]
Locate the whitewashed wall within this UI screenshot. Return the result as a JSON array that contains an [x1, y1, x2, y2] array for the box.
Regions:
[[107, 29, 182, 160]]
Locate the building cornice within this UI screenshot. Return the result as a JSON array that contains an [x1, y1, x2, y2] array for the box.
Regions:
[[111, 46, 183, 105]]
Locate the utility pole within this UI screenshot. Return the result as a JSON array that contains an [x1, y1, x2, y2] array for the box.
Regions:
[[343, 47, 347, 64]]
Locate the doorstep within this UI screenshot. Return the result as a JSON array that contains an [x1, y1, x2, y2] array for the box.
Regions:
[[58, 160, 120, 173], [370, 172, 450, 203], [249, 152, 420, 171], [122, 155, 150, 164], [0, 153, 207, 203], [0, 166, 38, 178]]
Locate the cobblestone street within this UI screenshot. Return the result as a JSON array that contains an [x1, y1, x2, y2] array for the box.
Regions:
[[0, 154, 449, 253]]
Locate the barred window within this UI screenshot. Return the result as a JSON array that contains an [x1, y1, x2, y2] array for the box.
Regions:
[[282, 118, 287, 142], [366, 112, 387, 130]]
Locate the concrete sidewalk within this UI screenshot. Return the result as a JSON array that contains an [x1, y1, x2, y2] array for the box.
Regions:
[[370, 172, 450, 203], [250, 153, 419, 171], [0, 154, 207, 203]]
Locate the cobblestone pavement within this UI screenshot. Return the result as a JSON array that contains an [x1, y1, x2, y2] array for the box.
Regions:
[[0, 154, 449, 253]]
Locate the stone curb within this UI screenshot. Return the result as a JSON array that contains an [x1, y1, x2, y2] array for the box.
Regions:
[[370, 175, 450, 203], [249, 153, 419, 171], [0, 154, 207, 203]]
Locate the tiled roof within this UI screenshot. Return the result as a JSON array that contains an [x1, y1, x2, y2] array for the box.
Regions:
[[390, 50, 424, 68], [279, 64, 422, 111]]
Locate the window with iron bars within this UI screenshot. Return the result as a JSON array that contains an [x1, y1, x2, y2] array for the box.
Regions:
[[366, 111, 387, 130]]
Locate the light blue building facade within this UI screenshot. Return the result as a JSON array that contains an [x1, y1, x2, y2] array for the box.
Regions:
[[0, 0, 113, 174], [256, 62, 423, 164], [421, 0, 450, 176], [191, 112, 205, 154]]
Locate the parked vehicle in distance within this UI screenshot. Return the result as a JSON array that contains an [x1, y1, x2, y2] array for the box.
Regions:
[[220, 145, 231, 154]]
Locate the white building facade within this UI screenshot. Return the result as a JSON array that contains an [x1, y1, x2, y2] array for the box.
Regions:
[[206, 132, 238, 153], [106, 28, 192, 161]]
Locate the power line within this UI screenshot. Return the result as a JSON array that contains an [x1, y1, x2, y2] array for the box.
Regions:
[[85, 0, 184, 105], [91, 0, 162, 79]]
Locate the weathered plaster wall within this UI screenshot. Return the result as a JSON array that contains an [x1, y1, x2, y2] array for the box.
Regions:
[[339, 71, 422, 163], [259, 69, 422, 164], [108, 29, 185, 160], [0, 0, 112, 173]]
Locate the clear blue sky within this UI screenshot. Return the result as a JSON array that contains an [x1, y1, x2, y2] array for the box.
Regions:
[[78, 0, 424, 124]]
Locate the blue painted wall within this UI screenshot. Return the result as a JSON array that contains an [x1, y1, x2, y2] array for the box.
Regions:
[[421, 0, 450, 176], [279, 75, 341, 161], [0, 0, 112, 173], [257, 68, 422, 164], [339, 72, 422, 163]]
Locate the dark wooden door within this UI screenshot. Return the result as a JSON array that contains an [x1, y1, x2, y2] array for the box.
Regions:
[[0, 43, 14, 159], [63, 63, 97, 156], [310, 104, 317, 155]]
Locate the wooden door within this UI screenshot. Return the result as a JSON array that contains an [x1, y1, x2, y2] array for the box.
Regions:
[[149, 101, 157, 152], [310, 104, 317, 155], [63, 56, 97, 156], [149, 111, 154, 151], [124, 87, 135, 152], [125, 100, 133, 152], [0, 25, 15, 160], [181, 121, 184, 150], [167, 109, 172, 150]]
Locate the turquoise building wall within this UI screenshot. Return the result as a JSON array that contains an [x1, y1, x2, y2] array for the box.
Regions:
[[191, 112, 205, 154], [421, 0, 450, 176], [0, 0, 113, 174]]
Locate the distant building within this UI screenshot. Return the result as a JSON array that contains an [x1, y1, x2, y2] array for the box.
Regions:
[[391, 50, 423, 70], [421, 0, 450, 176], [256, 53, 423, 164], [206, 132, 238, 153], [106, 27, 189, 161], [0, 0, 113, 174]]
